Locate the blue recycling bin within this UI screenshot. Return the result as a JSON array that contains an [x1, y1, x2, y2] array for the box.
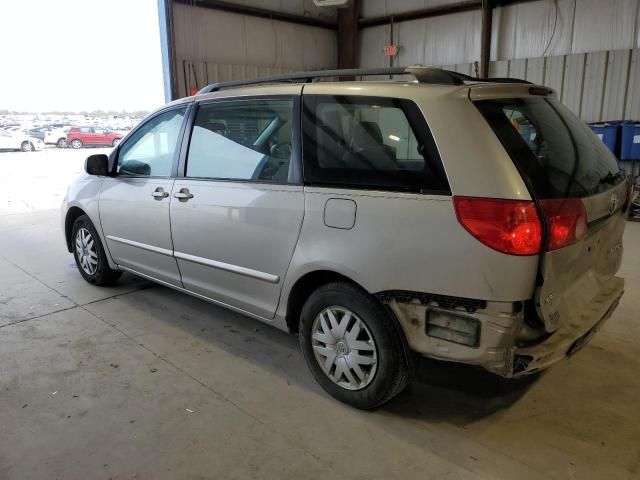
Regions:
[[620, 122, 640, 160], [588, 122, 619, 154]]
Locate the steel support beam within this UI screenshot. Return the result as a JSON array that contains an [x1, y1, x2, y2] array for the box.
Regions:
[[358, 0, 538, 28], [172, 0, 336, 30], [480, 0, 493, 78], [158, 0, 178, 101], [359, 0, 481, 28], [337, 0, 359, 72]]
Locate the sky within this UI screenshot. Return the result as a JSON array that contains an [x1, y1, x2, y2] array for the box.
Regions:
[[0, 0, 166, 113]]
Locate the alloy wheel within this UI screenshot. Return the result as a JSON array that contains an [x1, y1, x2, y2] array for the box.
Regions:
[[75, 227, 98, 275], [311, 306, 378, 390]]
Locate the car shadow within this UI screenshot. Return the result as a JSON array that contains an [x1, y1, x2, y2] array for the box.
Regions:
[[108, 281, 540, 423], [382, 357, 541, 425]]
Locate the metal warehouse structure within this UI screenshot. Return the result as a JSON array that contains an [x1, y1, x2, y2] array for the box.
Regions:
[[157, 0, 640, 122]]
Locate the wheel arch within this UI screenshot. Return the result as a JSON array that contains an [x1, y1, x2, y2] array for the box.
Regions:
[[284, 268, 415, 371], [64, 206, 87, 252], [285, 270, 356, 334], [284, 268, 409, 340]]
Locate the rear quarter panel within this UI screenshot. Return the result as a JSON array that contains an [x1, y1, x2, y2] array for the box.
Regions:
[[278, 188, 538, 314]]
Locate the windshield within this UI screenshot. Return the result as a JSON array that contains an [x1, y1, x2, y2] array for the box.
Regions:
[[475, 97, 623, 199]]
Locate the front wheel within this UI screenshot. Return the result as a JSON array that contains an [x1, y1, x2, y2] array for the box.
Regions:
[[21, 141, 34, 152], [299, 282, 409, 409], [70, 139, 83, 149], [57, 138, 68, 148], [71, 215, 122, 285]]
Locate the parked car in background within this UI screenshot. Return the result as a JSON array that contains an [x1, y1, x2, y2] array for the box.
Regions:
[[66, 127, 122, 149], [26, 127, 47, 142], [44, 127, 70, 148], [0, 130, 44, 151]]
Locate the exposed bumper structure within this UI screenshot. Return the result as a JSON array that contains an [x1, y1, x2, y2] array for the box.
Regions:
[[510, 276, 624, 376], [383, 276, 624, 377]]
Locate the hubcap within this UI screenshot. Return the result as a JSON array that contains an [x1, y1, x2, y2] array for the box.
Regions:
[[311, 306, 378, 391], [75, 228, 98, 275]]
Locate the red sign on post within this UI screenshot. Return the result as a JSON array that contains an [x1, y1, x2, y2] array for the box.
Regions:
[[384, 45, 398, 57]]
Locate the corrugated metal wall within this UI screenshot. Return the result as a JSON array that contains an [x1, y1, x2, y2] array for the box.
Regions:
[[358, 0, 640, 120], [172, 2, 337, 96], [171, 0, 640, 120], [359, 0, 640, 66]]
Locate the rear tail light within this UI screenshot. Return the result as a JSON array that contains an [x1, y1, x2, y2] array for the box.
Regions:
[[454, 196, 542, 255], [539, 198, 587, 250]]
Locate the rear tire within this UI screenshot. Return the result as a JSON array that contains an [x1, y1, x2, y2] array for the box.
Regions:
[[299, 281, 409, 409], [70, 139, 83, 149], [57, 138, 67, 148], [21, 141, 34, 152], [71, 215, 122, 286]]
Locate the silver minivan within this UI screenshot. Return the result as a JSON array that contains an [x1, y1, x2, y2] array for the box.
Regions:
[[62, 67, 628, 409]]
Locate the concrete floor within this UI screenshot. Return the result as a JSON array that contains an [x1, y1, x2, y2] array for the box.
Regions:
[[1, 148, 639, 479]]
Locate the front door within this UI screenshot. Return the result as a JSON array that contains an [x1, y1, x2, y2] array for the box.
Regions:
[[99, 106, 188, 286], [170, 95, 304, 318]]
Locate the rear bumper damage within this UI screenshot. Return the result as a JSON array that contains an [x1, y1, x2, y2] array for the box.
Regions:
[[510, 276, 624, 376], [380, 277, 624, 377]]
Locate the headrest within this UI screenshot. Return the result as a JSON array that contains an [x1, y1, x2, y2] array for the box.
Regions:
[[351, 121, 384, 151], [209, 122, 227, 135]]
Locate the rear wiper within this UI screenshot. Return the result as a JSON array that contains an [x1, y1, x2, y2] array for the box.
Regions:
[[599, 170, 625, 185]]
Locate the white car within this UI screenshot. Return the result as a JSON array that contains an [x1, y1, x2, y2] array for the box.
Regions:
[[0, 130, 44, 152], [44, 127, 70, 148]]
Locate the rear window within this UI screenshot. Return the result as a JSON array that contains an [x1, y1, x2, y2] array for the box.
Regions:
[[475, 97, 623, 199], [302, 95, 449, 194]]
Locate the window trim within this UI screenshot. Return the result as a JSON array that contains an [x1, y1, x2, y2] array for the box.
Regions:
[[177, 95, 303, 186], [300, 94, 451, 195], [109, 103, 192, 179]]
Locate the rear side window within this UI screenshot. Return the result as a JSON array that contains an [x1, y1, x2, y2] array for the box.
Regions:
[[302, 95, 449, 193], [475, 97, 623, 198], [186, 99, 294, 183]]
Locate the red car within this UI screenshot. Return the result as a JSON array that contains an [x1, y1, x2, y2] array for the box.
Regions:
[[66, 127, 122, 149]]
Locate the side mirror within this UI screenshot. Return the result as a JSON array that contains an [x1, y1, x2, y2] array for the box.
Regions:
[[85, 154, 109, 175]]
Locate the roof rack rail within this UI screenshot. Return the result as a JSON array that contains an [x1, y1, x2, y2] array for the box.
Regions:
[[196, 66, 531, 95]]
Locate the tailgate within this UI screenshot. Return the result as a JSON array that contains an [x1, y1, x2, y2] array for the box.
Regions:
[[535, 182, 626, 331], [473, 89, 628, 332]]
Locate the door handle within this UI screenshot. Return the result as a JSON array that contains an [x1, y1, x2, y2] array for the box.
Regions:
[[151, 187, 169, 199], [174, 188, 194, 201]]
